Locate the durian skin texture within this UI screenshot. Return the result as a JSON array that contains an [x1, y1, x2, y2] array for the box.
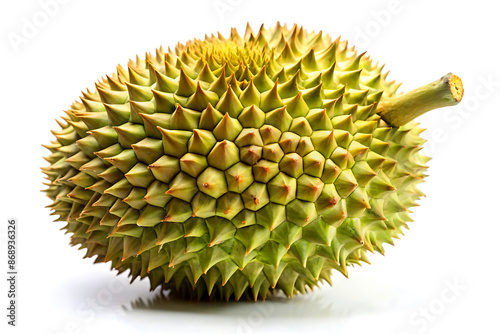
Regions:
[[43, 23, 429, 301]]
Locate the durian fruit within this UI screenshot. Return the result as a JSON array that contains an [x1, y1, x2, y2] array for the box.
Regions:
[[42, 23, 463, 301]]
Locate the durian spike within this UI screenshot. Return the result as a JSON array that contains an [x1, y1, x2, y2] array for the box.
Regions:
[[377, 73, 463, 126]]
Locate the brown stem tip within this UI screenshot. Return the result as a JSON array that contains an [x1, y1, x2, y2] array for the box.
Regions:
[[377, 73, 464, 127]]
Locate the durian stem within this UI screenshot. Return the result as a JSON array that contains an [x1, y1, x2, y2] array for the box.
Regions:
[[377, 73, 463, 127]]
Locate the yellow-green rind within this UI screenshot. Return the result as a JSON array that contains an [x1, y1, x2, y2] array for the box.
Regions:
[[42, 23, 428, 301]]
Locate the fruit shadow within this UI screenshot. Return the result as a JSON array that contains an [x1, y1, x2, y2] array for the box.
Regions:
[[121, 277, 395, 319], [124, 290, 349, 319]]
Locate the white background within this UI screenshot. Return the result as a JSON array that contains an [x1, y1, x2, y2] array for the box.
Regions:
[[1, 0, 499, 333]]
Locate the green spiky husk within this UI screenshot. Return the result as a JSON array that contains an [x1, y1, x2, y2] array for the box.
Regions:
[[43, 23, 428, 301]]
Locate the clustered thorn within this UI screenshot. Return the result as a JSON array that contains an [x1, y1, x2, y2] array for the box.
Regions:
[[43, 22, 434, 301]]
